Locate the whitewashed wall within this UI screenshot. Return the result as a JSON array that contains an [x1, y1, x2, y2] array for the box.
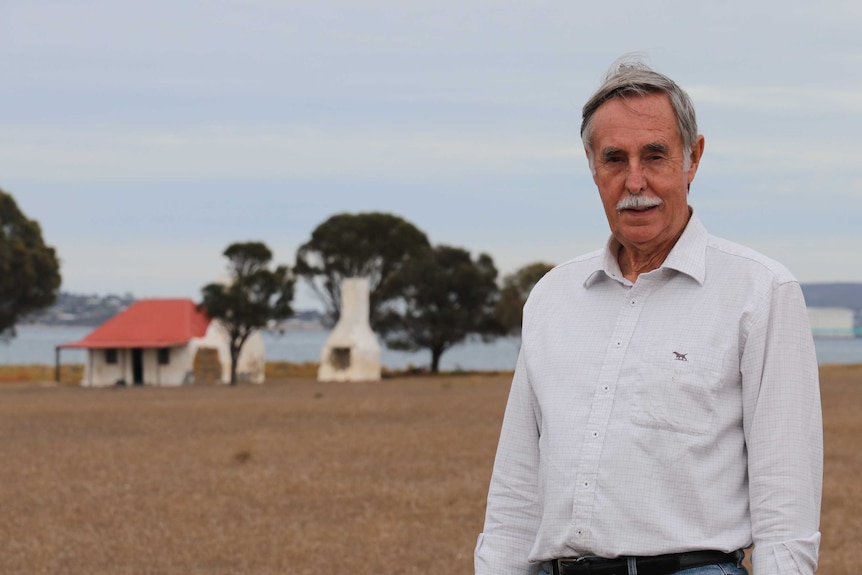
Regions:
[[82, 347, 193, 387], [80, 321, 266, 386], [194, 321, 266, 384]]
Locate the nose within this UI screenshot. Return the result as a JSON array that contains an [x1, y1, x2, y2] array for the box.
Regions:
[[625, 162, 646, 194]]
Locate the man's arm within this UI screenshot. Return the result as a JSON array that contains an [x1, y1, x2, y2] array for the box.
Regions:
[[475, 347, 544, 575], [741, 280, 823, 575]]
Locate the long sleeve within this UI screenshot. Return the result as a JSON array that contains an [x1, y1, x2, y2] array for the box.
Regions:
[[476, 219, 824, 571], [741, 280, 823, 575], [475, 347, 543, 575]]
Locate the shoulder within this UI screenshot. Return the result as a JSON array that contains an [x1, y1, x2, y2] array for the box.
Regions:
[[705, 234, 798, 287], [534, 249, 603, 290], [523, 249, 604, 314], [550, 249, 605, 274]]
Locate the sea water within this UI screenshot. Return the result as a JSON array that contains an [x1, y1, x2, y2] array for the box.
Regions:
[[6, 325, 862, 370]]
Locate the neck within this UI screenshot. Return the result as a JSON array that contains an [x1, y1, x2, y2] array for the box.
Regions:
[[616, 242, 674, 282], [615, 208, 692, 282]]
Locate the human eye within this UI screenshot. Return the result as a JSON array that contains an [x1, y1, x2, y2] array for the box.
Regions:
[[643, 152, 665, 163], [600, 147, 626, 166], [643, 144, 669, 163]]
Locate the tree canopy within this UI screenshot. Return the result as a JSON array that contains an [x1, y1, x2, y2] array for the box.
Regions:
[[0, 189, 61, 338], [198, 242, 294, 384], [495, 261, 555, 335], [294, 212, 430, 328], [377, 245, 502, 373]]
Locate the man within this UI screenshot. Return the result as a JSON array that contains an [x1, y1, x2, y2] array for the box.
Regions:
[[475, 57, 822, 575]]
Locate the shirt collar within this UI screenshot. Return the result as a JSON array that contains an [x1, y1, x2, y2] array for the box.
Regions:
[[584, 209, 708, 288]]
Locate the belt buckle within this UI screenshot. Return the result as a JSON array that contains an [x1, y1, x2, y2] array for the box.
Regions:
[[556, 556, 590, 574]]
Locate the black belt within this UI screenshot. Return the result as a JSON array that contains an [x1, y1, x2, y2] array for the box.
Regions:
[[552, 550, 742, 575]]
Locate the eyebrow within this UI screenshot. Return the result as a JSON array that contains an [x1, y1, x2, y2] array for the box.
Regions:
[[644, 142, 670, 155], [600, 142, 670, 161], [600, 147, 623, 161]]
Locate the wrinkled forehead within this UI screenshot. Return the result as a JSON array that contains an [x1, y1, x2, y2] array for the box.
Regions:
[[589, 94, 682, 151]]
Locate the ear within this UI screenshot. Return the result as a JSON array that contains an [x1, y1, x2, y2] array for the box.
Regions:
[[686, 135, 706, 185]]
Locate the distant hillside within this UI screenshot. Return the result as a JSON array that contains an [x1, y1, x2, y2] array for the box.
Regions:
[[26, 292, 136, 326], [800, 282, 862, 311], [801, 282, 862, 333]]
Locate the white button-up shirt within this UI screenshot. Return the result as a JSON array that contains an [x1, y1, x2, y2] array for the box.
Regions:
[[475, 213, 823, 575]]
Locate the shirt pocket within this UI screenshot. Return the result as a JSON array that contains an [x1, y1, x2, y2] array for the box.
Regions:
[[629, 347, 723, 436]]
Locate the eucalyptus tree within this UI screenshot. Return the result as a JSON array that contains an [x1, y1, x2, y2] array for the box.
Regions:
[[376, 245, 502, 373], [294, 212, 430, 328], [495, 261, 555, 335], [199, 242, 294, 384], [0, 188, 61, 339]]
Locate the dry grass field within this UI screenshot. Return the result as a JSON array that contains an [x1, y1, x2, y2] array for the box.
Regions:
[[0, 365, 859, 574]]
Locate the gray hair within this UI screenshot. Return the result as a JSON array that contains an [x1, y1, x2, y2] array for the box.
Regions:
[[581, 56, 698, 171]]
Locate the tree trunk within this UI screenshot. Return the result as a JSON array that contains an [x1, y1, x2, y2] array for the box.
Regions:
[[230, 347, 240, 385], [430, 348, 442, 373]]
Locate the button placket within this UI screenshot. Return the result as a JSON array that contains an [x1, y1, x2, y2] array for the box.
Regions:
[[569, 285, 650, 544]]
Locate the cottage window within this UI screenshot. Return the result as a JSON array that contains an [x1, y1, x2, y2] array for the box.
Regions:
[[158, 348, 170, 365], [105, 349, 118, 364]]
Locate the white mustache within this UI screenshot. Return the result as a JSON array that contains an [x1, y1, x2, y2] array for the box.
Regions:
[[616, 194, 663, 212]]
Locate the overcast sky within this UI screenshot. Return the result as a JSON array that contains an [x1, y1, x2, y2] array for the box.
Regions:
[[3, 1, 860, 309]]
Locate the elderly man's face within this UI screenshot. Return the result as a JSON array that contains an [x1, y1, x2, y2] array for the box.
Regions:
[[587, 93, 704, 258]]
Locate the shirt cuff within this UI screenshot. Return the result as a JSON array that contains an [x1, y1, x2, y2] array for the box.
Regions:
[[751, 531, 821, 575]]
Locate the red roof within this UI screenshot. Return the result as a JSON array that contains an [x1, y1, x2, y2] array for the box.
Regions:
[[60, 299, 212, 349]]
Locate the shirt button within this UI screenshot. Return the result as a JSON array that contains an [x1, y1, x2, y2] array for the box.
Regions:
[[630, 299, 636, 305], [615, 341, 621, 347], [592, 431, 598, 438], [603, 385, 610, 392]]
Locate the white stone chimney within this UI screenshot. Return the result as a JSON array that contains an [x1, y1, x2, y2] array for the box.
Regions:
[[317, 277, 382, 382]]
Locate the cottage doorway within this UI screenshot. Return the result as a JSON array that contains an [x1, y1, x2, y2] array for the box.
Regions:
[[132, 348, 144, 385]]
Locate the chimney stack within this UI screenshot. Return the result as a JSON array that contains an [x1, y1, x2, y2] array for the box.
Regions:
[[317, 278, 382, 382]]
